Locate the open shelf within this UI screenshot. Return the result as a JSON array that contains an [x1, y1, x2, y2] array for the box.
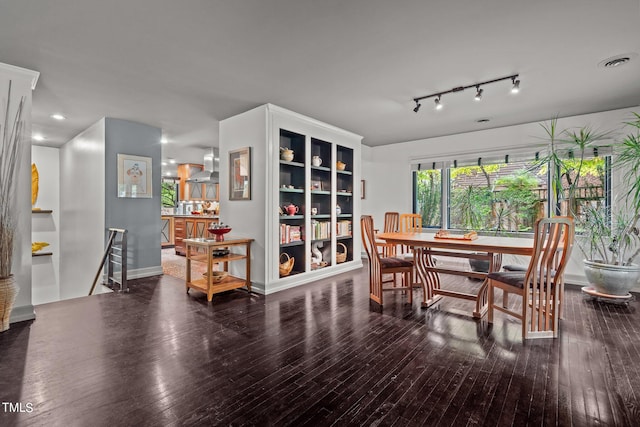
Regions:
[[32, 209, 53, 214], [32, 252, 53, 257], [280, 241, 304, 248], [280, 215, 304, 220], [280, 160, 305, 168]]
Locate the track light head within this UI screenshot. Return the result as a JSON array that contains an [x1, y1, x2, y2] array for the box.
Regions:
[[413, 101, 421, 113], [434, 96, 443, 110], [474, 86, 483, 101], [511, 77, 520, 94]]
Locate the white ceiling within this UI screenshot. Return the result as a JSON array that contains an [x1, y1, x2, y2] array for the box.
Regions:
[[1, 0, 639, 172]]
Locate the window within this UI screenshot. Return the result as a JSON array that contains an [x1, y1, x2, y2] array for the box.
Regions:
[[161, 178, 178, 207], [414, 169, 442, 228], [413, 154, 609, 234]]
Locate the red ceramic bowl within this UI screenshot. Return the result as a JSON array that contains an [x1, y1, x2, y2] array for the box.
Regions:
[[208, 227, 232, 241]]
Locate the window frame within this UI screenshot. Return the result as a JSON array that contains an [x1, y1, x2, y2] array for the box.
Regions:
[[412, 154, 611, 236]]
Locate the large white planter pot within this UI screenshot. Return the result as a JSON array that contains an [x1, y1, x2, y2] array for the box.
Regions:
[[0, 275, 19, 332], [583, 260, 640, 296]]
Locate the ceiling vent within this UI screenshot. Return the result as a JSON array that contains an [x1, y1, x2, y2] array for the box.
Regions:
[[598, 53, 637, 69]]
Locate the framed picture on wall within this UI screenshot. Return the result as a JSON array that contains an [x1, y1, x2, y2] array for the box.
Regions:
[[117, 153, 152, 198], [229, 147, 251, 200]]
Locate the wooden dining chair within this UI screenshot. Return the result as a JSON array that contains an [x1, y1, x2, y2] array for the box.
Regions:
[[375, 211, 399, 257], [361, 215, 414, 305], [502, 247, 567, 319], [488, 216, 574, 339], [397, 213, 422, 256], [399, 213, 422, 233]]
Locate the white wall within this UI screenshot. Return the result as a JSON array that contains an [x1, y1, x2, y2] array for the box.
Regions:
[[1, 63, 38, 324], [219, 106, 267, 288], [363, 106, 640, 288], [32, 146, 60, 304], [60, 119, 106, 300]]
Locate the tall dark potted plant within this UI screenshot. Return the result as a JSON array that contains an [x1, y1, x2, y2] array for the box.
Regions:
[[0, 81, 24, 331]]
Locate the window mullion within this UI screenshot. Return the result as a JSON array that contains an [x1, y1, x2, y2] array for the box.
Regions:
[[443, 167, 450, 230]]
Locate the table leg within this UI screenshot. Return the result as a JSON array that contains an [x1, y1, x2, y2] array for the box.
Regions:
[[414, 247, 443, 308], [245, 242, 252, 293], [474, 253, 502, 318], [185, 244, 191, 294], [207, 247, 214, 302]]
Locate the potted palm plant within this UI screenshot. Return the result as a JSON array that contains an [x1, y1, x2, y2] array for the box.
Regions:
[[542, 113, 640, 295], [580, 113, 640, 295], [0, 81, 24, 331]]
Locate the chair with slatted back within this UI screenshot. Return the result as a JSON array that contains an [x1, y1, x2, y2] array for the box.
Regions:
[[488, 216, 574, 339], [502, 247, 567, 319], [361, 215, 414, 305], [375, 212, 400, 257], [399, 213, 422, 233], [398, 213, 422, 256]]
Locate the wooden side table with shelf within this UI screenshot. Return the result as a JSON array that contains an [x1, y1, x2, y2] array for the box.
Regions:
[[184, 237, 253, 302]]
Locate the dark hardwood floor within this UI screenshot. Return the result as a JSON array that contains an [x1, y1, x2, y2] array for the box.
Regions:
[[1, 263, 639, 426]]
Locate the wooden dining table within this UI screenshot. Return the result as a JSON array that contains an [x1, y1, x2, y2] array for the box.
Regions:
[[377, 232, 534, 318]]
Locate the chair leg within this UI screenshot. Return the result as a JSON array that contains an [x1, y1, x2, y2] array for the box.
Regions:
[[488, 280, 494, 324], [406, 271, 412, 305], [521, 289, 529, 339], [502, 291, 509, 309], [558, 281, 565, 320]]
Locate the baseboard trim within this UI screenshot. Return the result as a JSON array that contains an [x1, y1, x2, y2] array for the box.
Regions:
[[10, 304, 36, 324], [128, 266, 164, 280], [260, 261, 364, 295]]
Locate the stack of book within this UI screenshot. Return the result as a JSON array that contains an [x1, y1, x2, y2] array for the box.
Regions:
[[336, 220, 352, 237], [280, 224, 303, 244], [312, 220, 331, 240]]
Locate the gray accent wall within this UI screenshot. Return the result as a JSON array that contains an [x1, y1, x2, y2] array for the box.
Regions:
[[104, 118, 162, 275]]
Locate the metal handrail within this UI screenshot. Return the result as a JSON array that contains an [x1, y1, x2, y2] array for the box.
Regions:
[[89, 228, 128, 295]]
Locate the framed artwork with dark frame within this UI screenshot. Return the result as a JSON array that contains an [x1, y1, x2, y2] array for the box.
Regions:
[[229, 147, 252, 200], [117, 153, 152, 198]]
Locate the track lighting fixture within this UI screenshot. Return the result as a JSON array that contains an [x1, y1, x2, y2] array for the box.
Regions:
[[511, 77, 520, 94], [474, 86, 483, 101], [434, 96, 443, 110], [412, 73, 519, 113]]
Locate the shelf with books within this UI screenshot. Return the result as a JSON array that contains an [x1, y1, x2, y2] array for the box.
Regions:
[[221, 104, 361, 292], [280, 215, 304, 220], [311, 214, 331, 219], [280, 241, 304, 248]]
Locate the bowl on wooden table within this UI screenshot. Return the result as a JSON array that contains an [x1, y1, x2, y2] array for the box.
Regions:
[[208, 223, 232, 241], [203, 271, 228, 283]]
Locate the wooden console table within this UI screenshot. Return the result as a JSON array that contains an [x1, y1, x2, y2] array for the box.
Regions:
[[184, 237, 253, 302]]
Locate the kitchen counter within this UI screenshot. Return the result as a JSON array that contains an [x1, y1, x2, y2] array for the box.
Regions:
[[163, 214, 220, 219], [167, 215, 221, 255]]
